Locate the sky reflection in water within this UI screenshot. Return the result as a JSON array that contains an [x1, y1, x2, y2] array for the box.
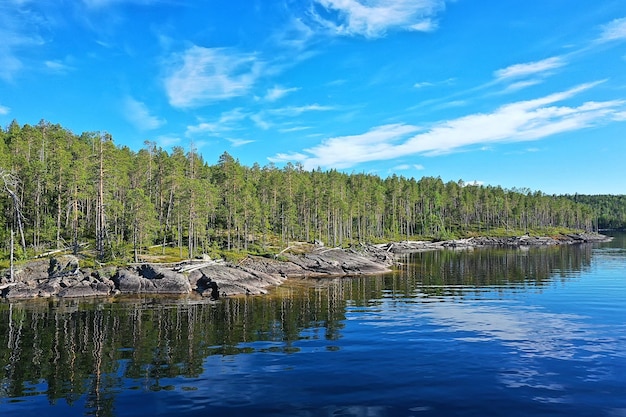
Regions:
[[1, 235, 626, 416]]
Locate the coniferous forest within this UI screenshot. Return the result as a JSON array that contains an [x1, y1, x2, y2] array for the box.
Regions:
[[0, 120, 623, 263]]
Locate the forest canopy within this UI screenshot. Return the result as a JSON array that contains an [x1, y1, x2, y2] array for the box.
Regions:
[[0, 120, 622, 263]]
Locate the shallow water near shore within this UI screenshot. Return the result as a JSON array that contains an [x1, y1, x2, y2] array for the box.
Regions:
[[1, 233, 625, 417]]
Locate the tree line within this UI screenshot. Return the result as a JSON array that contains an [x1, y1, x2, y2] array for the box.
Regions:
[[0, 120, 619, 262], [566, 194, 626, 230]]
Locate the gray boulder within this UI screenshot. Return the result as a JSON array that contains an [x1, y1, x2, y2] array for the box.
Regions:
[[4, 282, 40, 300], [113, 266, 191, 295], [37, 277, 63, 297], [10, 259, 49, 282], [57, 280, 112, 298], [48, 255, 80, 278]]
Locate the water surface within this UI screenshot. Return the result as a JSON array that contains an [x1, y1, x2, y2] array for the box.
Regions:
[[1, 233, 625, 416]]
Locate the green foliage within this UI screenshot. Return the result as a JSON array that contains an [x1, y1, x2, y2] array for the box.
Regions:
[[221, 250, 247, 264], [565, 194, 626, 230], [0, 119, 622, 265], [434, 230, 458, 241], [78, 256, 98, 269]]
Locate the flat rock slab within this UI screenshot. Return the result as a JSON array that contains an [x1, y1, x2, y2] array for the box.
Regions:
[[188, 263, 286, 296], [113, 268, 191, 295]]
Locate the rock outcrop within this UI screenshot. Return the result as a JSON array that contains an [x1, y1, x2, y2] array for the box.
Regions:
[[0, 232, 610, 300], [378, 232, 611, 253]]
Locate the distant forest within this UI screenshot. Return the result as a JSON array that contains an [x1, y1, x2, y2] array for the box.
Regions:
[[0, 120, 624, 262]]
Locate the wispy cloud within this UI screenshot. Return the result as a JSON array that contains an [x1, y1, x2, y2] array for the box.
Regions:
[[279, 126, 312, 133], [228, 138, 255, 147], [271, 83, 626, 169], [186, 108, 249, 136], [269, 16, 317, 51], [269, 104, 335, 117], [123, 96, 165, 130], [264, 85, 300, 102], [185, 122, 222, 136], [155, 134, 181, 148], [501, 79, 543, 93], [415, 78, 456, 89], [270, 123, 421, 169], [413, 81, 434, 89], [0, 104, 10, 115], [311, 0, 446, 38], [164, 46, 264, 108], [393, 164, 425, 171], [82, 0, 161, 9], [0, 1, 46, 81], [597, 17, 626, 43], [251, 113, 272, 130], [494, 57, 565, 81], [45, 59, 75, 74], [242, 104, 334, 133]]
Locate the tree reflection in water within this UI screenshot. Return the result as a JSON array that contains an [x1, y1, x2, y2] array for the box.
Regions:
[[0, 244, 594, 416]]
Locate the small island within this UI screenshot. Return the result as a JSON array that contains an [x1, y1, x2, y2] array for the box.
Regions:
[[0, 122, 622, 301]]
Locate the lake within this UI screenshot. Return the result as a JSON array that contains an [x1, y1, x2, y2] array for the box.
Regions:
[[1, 233, 625, 417]]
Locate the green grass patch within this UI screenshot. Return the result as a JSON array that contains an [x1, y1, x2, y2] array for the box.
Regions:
[[221, 250, 248, 264]]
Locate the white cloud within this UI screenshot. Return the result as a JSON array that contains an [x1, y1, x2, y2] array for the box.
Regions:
[[413, 81, 434, 89], [164, 46, 264, 108], [186, 108, 249, 136], [270, 16, 317, 51], [598, 17, 626, 42], [228, 138, 255, 147], [312, 0, 445, 38], [270, 123, 420, 169], [393, 164, 425, 171], [494, 57, 565, 81], [414, 78, 455, 90], [185, 122, 222, 136], [251, 113, 272, 130], [436, 99, 467, 109], [279, 126, 312, 133], [0, 2, 45, 81], [45, 59, 75, 73], [393, 164, 410, 170], [156, 134, 181, 147], [502, 79, 543, 93], [269, 104, 335, 117], [219, 107, 249, 124], [82, 0, 159, 8], [264, 85, 300, 102], [0, 53, 22, 82], [271, 83, 626, 170], [0, 104, 10, 115], [123, 97, 165, 130], [410, 20, 437, 32]]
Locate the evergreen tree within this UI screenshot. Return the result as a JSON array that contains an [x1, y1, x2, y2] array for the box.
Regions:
[[0, 119, 621, 263]]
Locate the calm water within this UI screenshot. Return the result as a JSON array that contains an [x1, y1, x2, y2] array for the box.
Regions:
[[1, 233, 625, 417]]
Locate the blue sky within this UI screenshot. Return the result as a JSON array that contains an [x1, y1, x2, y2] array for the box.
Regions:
[[1, 0, 625, 195]]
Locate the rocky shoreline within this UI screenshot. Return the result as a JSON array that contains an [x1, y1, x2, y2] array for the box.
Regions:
[[0, 232, 610, 301]]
